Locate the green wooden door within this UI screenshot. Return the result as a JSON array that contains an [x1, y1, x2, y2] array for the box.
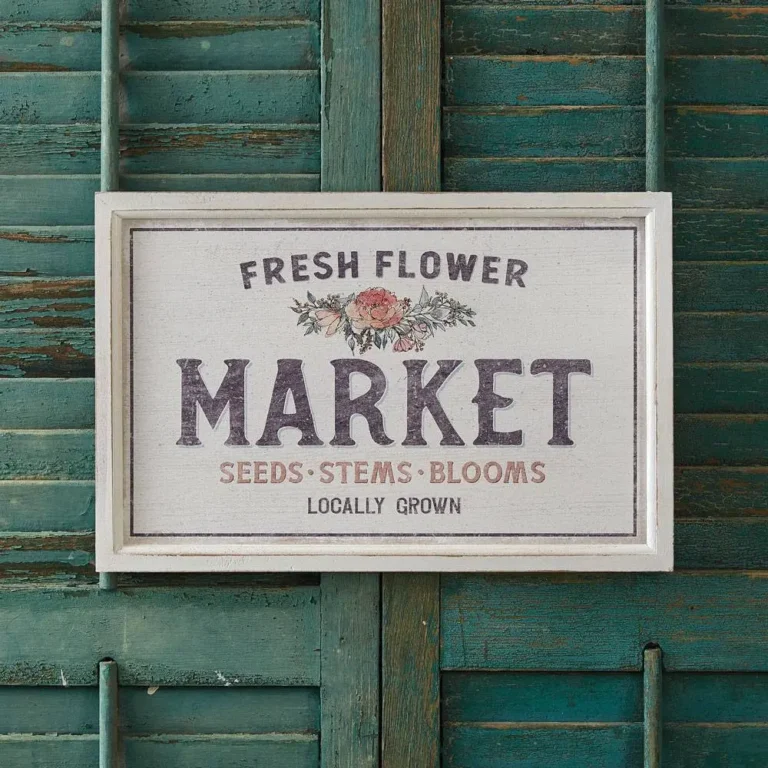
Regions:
[[1, 0, 767, 766]]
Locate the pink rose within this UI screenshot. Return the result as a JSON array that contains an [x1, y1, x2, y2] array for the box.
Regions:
[[315, 308, 341, 336], [346, 288, 406, 331], [393, 336, 416, 352]]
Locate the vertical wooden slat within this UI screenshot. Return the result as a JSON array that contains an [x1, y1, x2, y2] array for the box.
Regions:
[[100, 0, 119, 193], [321, 0, 381, 191], [99, 0, 119, 593], [644, 646, 663, 768], [99, 660, 119, 768], [381, 3, 442, 765], [646, 0, 665, 191], [320, 1, 381, 766], [320, 574, 380, 768], [382, 574, 441, 768], [382, 0, 441, 192]]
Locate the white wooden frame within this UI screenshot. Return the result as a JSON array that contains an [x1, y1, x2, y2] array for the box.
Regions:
[[96, 192, 673, 572]]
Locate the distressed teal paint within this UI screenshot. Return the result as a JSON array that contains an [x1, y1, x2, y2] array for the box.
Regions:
[[0, 429, 94, 480], [0, 481, 95, 531], [444, 6, 768, 57], [445, 56, 768, 107], [100, 0, 119, 192], [99, 661, 119, 768], [0, 584, 321, 685], [441, 573, 768, 670], [645, 0, 665, 192], [643, 647, 662, 768], [320, 0, 380, 190], [0, 71, 319, 124]]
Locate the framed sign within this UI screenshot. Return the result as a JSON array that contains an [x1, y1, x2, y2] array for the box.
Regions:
[[96, 192, 673, 572]]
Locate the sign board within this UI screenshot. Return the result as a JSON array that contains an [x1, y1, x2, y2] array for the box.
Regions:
[[96, 192, 673, 571]]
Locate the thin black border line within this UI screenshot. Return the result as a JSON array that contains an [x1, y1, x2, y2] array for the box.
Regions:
[[127, 225, 639, 540]]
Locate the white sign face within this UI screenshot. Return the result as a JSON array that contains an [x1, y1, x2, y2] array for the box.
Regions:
[[96, 192, 673, 572]]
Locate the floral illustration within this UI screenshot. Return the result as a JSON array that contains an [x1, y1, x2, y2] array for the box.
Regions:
[[291, 287, 476, 353]]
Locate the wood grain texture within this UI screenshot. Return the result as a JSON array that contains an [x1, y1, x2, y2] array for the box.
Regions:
[[444, 7, 768, 57], [675, 467, 768, 517], [0, 379, 94, 428], [382, 0, 440, 191], [0, 481, 94, 531], [445, 56, 768, 107], [0, 124, 321, 175], [443, 670, 768, 724], [0, 227, 94, 275], [0, 584, 321, 685], [0, 71, 319, 124], [0, 429, 94, 479], [0, 23, 318, 73], [675, 365, 768, 413], [382, 574, 440, 768], [320, 573, 380, 768], [675, 415, 768, 465], [320, 0, 380, 191], [0, 734, 319, 768], [1, 684, 319, 734], [0, 329, 94, 377], [443, 158, 768, 208], [441, 572, 768, 671], [445, 107, 768, 159], [0, 0, 319, 22]]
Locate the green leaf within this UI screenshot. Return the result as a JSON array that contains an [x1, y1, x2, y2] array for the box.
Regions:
[[298, 312, 310, 323], [348, 337, 356, 352], [307, 291, 315, 303], [304, 327, 314, 336], [419, 286, 429, 306]]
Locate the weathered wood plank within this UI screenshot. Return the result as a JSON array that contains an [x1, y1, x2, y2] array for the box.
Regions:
[[382, 574, 441, 768], [444, 158, 768, 208], [0, 71, 319, 124], [123, 22, 319, 71], [674, 264, 768, 312], [121, 173, 319, 192], [0, 429, 93, 479], [675, 467, 768, 517], [0, 0, 319, 22], [320, 0, 380, 191], [675, 313, 768, 362], [441, 572, 768, 670], [0, 685, 319, 735], [0, 23, 100, 72], [444, 724, 642, 768], [676, 518, 768, 569], [444, 107, 768, 159], [0, 584, 321, 685], [0, 735, 319, 768], [0, 379, 93, 428], [445, 56, 768, 107], [320, 574, 380, 768], [443, 670, 768, 724], [444, 7, 768, 57], [0, 330, 94, 377], [0, 227, 94, 276], [676, 365, 768, 413], [674, 211, 768, 261], [0, 481, 94, 531], [675, 415, 768, 466], [382, 0, 440, 191], [0, 277, 93, 329], [0, 124, 320, 175], [443, 671, 642, 723], [443, 723, 768, 768]]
